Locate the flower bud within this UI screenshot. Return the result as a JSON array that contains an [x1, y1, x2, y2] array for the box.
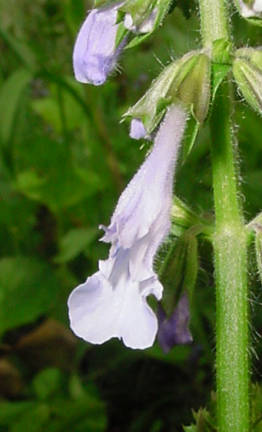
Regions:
[[235, 0, 262, 21], [157, 294, 192, 353], [121, 0, 172, 35], [123, 51, 211, 138], [233, 47, 262, 114]]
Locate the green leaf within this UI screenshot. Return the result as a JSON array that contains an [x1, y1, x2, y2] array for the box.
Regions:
[[182, 116, 200, 163], [183, 234, 199, 303], [183, 408, 216, 431], [0, 26, 36, 69], [183, 426, 197, 432], [0, 257, 60, 334], [251, 384, 262, 431], [14, 134, 102, 212], [33, 368, 64, 400], [47, 397, 107, 432], [212, 39, 232, 64], [10, 404, 50, 432], [0, 69, 32, 145], [0, 402, 36, 425], [32, 84, 85, 133], [159, 237, 187, 315], [55, 228, 98, 263], [211, 63, 231, 102]]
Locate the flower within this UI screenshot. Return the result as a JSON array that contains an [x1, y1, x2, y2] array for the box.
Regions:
[[237, 0, 262, 17], [157, 293, 193, 353], [68, 105, 187, 349], [73, 3, 126, 85], [129, 118, 148, 140], [73, 0, 174, 86]]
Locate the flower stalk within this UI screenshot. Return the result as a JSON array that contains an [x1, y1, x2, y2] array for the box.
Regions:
[[199, 0, 250, 430]]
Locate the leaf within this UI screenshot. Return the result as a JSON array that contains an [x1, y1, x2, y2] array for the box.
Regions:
[[14, 133, 102, 212], [182, 115, 200, 163], [184, 408, 216, 432], [33, 368, 64, 400], [32, 83, 85, 133], [0, 26, 36, 69], [0, 257, 60, 334], [10, 404, 50, 432], [0, 402, 36, 424], [0, 69, 32, 145], [183, 426, 197, 432], [184, 234, 199, 303], [211, 63, 231, 102], [47, 397, 107, 432], [251, 383, 262, 431], [55, 228, 98, 263]]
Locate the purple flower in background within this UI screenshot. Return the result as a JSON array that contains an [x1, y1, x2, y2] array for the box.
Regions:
[[73, 3, 126, 85], [68, 105, 187, 349], [158, 293, 193, 353]]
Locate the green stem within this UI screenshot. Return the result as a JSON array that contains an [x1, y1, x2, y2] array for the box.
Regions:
[[211, 81, 249, 432], [198, 0, 229, 47], [198, 0, 250, 431]]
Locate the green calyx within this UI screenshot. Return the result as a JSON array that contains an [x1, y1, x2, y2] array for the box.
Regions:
[[123, 51, 211, 134], [233, 47, 262, 114]]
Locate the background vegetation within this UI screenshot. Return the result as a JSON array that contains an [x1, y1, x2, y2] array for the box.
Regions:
[[0, 0, 262, 430]]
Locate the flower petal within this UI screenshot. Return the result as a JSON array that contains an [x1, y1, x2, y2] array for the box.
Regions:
[[68, 271, 119, 344], [68, 250, 160, 349], [105, 105, 187, 249], [119, 286, 158, 349], [73, 5, 124, 85], [130, 118, 148, 140]]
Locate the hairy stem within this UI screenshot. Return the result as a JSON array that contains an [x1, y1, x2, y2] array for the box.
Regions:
[[198, 0, 250, 430], [211, 81, 249, 432], [199, 0, 229, 47]]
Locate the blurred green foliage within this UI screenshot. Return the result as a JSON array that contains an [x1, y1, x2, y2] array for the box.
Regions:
[[0, 0, 262, 431]]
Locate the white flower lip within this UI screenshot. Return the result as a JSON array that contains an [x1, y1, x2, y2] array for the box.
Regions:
[[68, 105, 187, 349]]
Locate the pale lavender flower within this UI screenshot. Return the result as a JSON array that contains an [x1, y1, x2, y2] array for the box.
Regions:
[[68, 105, 187, 349], [158, 293, 193, 353], [130, 118, 148, 140], [73, 3, 125, 85]]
